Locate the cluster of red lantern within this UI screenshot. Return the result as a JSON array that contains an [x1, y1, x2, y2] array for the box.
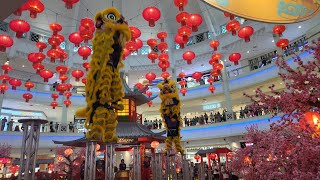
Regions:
[[0, 63, 12, 94], [124, 26, 142, 54], [273, 25, 289, 50]]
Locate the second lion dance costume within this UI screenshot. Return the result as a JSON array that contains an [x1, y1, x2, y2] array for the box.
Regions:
[[76, 8, 131, 143], [158, 79, 184, 154]]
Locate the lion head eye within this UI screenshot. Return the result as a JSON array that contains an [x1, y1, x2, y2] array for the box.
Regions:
[[105, 13, 116, 21]]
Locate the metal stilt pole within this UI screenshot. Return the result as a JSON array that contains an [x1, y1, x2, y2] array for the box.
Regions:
[[105, 144, 114, 180], [155, 153, 163, 180], [18, 119, 47, 180], [171, 154, 177, 180], [84, 141, 97, 180], [165, 151, 170, 180]]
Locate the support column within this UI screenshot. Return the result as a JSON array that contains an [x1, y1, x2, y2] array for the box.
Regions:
[[182, 155, 191, 180], [18, 119, 48, 180], [154, 153, 163, 180], [0, 94, 4, 115], [84, 141, 97, 180], [221, 61, 234, 121], [105, 144, 114, 180], [59, 95, 68, 132], [133, 146, 141, 180]]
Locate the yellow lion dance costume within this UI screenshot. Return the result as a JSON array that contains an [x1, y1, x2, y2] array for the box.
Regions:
[[76, 8, 130, 143], [158, 79, 184, 154]]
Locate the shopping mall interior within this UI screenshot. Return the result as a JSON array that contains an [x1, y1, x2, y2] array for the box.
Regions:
[[0, 0, 319, 179]]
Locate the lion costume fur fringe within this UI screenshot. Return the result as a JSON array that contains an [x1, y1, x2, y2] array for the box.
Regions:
[[158, 79, 184, 154], [76, 7, 131, 143]]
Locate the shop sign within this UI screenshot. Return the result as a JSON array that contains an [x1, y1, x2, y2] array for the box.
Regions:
[[201, 0, 320, 23], [203, 103, 221, 111]]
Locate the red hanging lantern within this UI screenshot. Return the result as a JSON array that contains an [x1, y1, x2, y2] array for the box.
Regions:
[[226, 20, 240, 36], [51, 93, 59, 101], [146, 91, 152, 98], [175, 34, 187, 49], [238, 26, 254, 42], [50, 101, 58, 109], [9, 19, 30, 38], [183, 51, 196, 64], [147, 39, 158, 48], [158, 60, 170, 72], [0, 35, 14, 52], [178, 72, 186, 79], [129, 26, 141, 41], [33, 63, 44, 74], [14, 2, 29, 16], [229, 53, 241, 65], [34, 52, 46, 63], [48, 37, 61, 49], [227, 152, 234, 159], [135, 39, 143, 50], [1, 64, 12, 74], [47, 49, 60, 63], [53, 34, 65, 43], [276, 38, 289, 50], [176, 12, 190, 26], [56, 65, 69, 75], [59, 74, 68, 83], [36, 42, 47, 52], [39, 69, 54, 82], [158, 53, 169, 61], [273, 25, 286, 37], [186, 14, 202, 32], [209, 153, 217, 160], [209, 40, 220, 51], [81, 78, 86, 85], [211, 70, 220, 77], [147, 101, 153, 107], [28, 53, 37, 65], [69, 32, 83, 47], [25, 81, 34, 91], [80, 18, 94, 30], [208, 85, 215, 93], [122, 48, 130, 60], [207, 77, 214, 85], [194, 154, 201, 162], [64, 91, 72, 99], [71, 69, 84, 81], [23, 93, 33, 102], [209, 59, 219, 66], [192, 72, 202, 82], [63, 0, 79, 9], [64, 99, 71, 107], [83, 62, 90, 71], [224, 12, 234, 20], [211, 53, 221, 61], [9, 79, 22, 90], [66, 83, 72, 91], [157, 32, 167, 42], [145, 72, 156, 84], [79, 29, 93, 43], [0, 84, 8, 94], [49, 22, 62, 35], [179, 80, 187, 87], [214, 63, 224, 71], [78, 46, 92, 60], [304, 111, 320, 129], [161, 72, 170, 80], [178, 26, 192, 42], [0, 74, 10, 83], [56, 84, 68, 95], [174, 0, 188, 11], [180, 88, 187, 96], [28, 0, 44, 18], [142, 6, 161, 27], [148, 52, 158, 63], [157, 42, 168, 52], [125, 41, 138, 52]]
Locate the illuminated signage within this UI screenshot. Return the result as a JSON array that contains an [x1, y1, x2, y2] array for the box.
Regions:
[[1, 109, 45, 117], [203, 103, 221, 111], [201, 0, 320, 23], [117, 138, 136, 144]]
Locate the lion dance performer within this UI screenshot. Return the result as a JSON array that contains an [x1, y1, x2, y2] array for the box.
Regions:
[[76, 7, 131, 143], [158, 79, 184, 154]]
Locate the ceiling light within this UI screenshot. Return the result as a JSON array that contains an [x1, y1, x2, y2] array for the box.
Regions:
[[280, 82, 283, 84], [298, 25, 302, 29], [247, 51, 250, 53], [224, 59, 227, 62], [272, 40, 274, 43], [22, 65, 25, 67]]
